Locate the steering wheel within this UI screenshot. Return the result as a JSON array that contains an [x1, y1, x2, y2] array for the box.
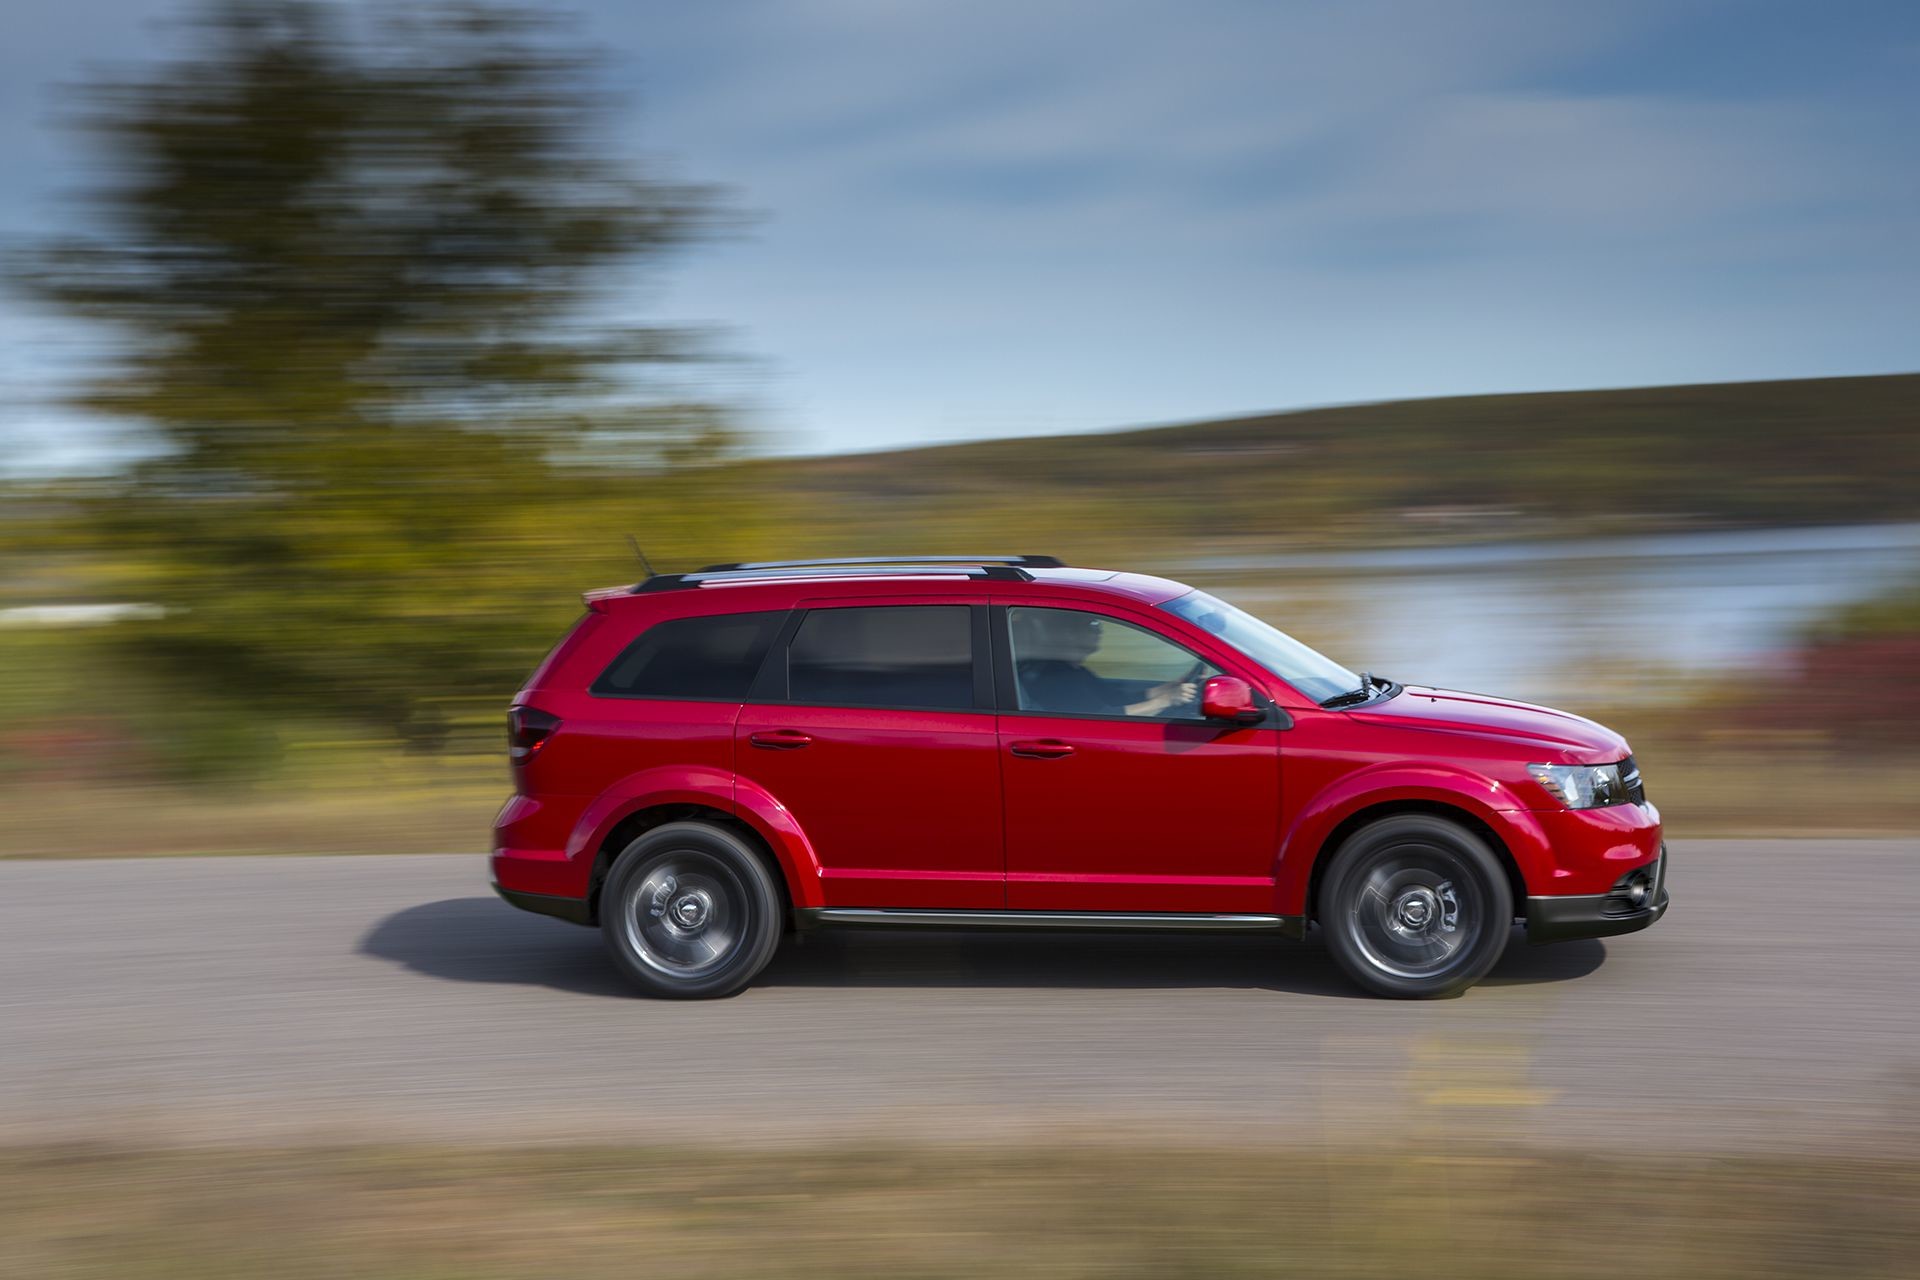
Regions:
[[1165, 660, 1207, 711]]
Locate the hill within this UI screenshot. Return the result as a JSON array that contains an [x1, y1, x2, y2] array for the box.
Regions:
[[753, 372, 1920, 564]]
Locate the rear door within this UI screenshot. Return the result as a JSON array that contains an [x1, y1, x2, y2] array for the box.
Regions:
[[994, 602, 1284, 914], [733, 600, 1003, 908]]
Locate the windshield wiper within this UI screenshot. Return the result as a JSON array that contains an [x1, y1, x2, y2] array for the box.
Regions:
[[1320, 671, 1376, 709]]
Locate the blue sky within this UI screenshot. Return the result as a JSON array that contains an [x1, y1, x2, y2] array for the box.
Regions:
[[2, 0, 1916, 470]]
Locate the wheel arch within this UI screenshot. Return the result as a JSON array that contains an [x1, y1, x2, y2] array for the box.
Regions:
[[729, 776, 828, 912], [1303, 799, 1527, 924], [586, 806, 795, 929]]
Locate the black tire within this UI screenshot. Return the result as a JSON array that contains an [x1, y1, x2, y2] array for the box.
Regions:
[[599, 822, 784, 999], [1319, 815, 1513, 999]]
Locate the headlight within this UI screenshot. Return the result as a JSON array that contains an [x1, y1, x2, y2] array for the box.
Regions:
[[1527, 762, 1630, 809]]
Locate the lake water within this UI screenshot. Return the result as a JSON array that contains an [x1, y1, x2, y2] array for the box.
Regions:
[[1191, 523, 1920, 708]]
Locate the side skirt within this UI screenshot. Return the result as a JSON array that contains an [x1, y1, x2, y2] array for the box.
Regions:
[[797, 907, 1307, 939]]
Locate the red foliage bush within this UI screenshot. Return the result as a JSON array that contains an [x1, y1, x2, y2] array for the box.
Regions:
[[1758, 635, 1920, 747]]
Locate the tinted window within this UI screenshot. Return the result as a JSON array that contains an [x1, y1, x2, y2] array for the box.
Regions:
[[592, 611, 784, 700], [786, 606, 975, 710], [1008, 606, 1218, 719]]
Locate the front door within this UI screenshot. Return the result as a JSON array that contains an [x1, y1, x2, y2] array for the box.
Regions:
[[733, 601, 1003, 909], [995, 603, 1283, 914]]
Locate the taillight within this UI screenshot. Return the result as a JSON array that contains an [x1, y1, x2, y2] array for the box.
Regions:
[[508, 706, 561, 764]]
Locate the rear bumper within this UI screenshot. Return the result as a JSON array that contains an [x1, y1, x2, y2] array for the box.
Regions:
[[1525, 846, 1669, 944], [493, 882, 594, 926], [492, 793, 593, 898]]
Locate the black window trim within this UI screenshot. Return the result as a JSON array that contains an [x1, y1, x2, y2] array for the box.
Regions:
[[989, 602, 1277, 727], [745, 608, 806, 704], [583, 599, 1283, 725], [747, 602, 995, 715]]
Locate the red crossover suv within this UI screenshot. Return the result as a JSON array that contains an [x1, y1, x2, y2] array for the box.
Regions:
[[494, 555, 1667, 999]]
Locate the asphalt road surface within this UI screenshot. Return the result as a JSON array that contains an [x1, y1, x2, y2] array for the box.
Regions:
[[2, 840, 1915, 1153]]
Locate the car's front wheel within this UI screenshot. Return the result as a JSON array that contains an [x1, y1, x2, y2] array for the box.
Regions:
[[1320, 815, 1513, 998], [600, 822, 784, 999]]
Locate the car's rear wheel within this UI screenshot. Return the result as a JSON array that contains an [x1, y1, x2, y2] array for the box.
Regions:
[[1320, 815, 1513, 998], [600, 822, 784, 999]]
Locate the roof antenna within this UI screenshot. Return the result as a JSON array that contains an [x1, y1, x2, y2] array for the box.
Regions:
[[626, 535, 657, 581]]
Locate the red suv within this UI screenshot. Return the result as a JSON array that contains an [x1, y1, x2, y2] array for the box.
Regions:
[[494, 555, 1667, 999]]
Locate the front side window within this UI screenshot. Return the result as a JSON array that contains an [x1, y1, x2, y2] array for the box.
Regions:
[[591, 611, 785, 700], [1008, 606, 1219, 719], [786, 606, 975, 710]]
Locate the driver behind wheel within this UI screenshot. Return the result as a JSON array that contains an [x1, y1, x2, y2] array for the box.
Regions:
[[1012, 609, 1199, 718]]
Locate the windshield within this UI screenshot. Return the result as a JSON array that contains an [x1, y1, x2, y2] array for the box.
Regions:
[[1159, 590, 1361, 705]]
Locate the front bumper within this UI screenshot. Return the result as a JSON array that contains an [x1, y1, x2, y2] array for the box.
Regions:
[[1525, 846, 1669, 945]]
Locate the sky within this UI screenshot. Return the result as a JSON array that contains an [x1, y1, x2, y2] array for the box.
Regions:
[[2, 0, 1916, 470]]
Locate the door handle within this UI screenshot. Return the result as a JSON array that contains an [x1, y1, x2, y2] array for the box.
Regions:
[[749, 729, 813, 750], [1009, 739, 1075, 759]]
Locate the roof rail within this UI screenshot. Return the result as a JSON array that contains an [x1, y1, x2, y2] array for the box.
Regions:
[[696, 554, 1063, 572], [631, 554, 1066, 594]]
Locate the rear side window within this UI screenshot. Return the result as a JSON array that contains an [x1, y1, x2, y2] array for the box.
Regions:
[[785, 606, 975, 710], [592, 611, 785, 700]]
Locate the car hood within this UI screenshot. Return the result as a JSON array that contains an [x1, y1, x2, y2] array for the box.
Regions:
[[1348, 685, 1629, 759]]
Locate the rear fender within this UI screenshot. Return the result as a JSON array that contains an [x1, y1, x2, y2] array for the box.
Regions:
[[566, 764, 737, 870], [568, 767, 822, 909], [1275, 763, 1550, 914], [729, 776, 828, 909]]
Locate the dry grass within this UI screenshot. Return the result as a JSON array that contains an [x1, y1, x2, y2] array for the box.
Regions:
[[0, 1143, 1914, 1279], [1629, 741, 1920, 835], [0, 776, 505, 857]]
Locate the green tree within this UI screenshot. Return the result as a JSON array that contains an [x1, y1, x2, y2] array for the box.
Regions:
[[15, 0, 740, 747]]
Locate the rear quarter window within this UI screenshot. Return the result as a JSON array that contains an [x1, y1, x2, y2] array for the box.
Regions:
[[591, 611, 786, 701]]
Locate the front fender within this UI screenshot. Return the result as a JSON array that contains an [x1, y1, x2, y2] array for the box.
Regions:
[[1274, 763, 1551, 914]]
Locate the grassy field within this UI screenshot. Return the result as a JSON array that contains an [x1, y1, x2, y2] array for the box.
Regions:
[[1, 1143, 1913, 1279]]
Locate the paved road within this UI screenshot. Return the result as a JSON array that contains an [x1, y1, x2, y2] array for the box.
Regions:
[[2, 841, 1915, 1153]]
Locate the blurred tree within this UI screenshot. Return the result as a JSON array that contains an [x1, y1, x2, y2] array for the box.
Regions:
[[15, 0, 745, 745]]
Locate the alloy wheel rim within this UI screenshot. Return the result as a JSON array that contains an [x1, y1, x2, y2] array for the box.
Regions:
[[621, 852, 747, 979], [1347, 844, 1482, 980]]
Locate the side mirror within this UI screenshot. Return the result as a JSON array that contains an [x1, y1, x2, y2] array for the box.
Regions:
[[1201, 675, 1263, 725]]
